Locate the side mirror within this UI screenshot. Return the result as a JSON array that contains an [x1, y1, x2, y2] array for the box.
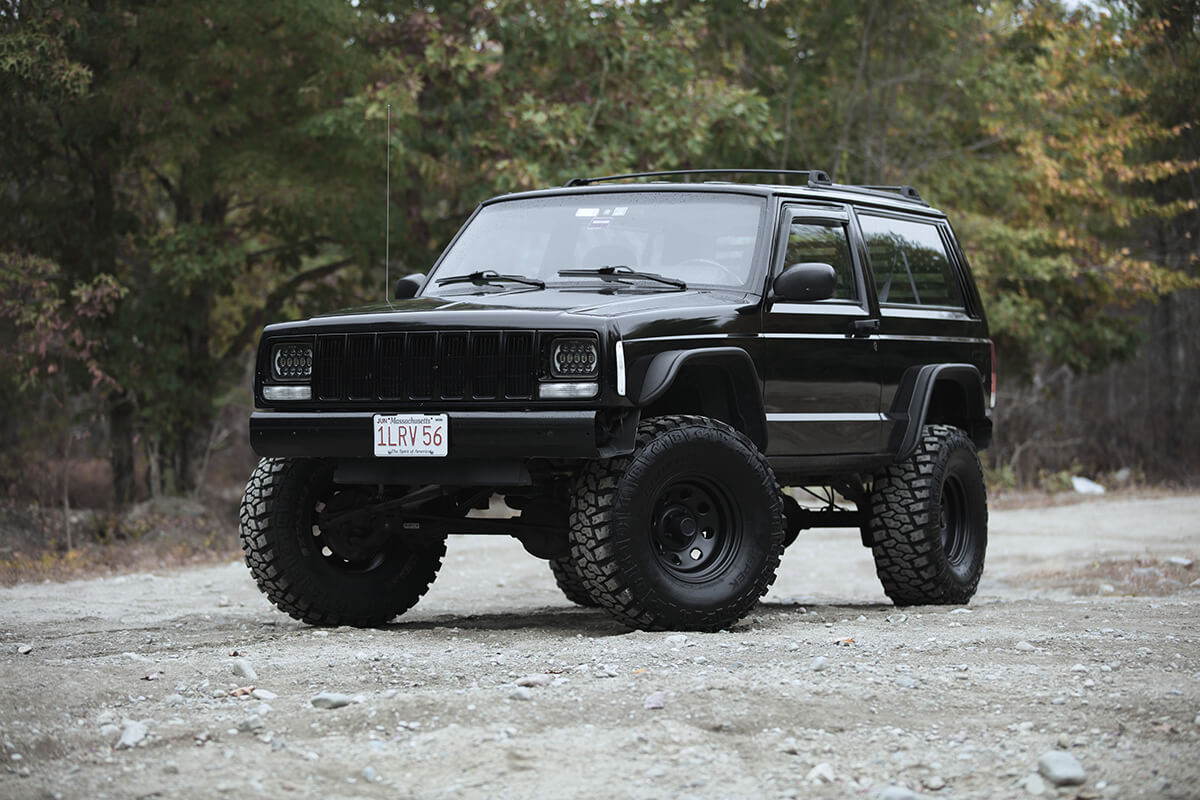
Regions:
[[393, 273, 425, 299], [773, 262, 836, 302]]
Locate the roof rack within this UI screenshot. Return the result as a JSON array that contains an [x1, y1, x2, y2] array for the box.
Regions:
[[858, 184, 925, 203], [563, 169, 928, 205], [564, 169, 833, 187]]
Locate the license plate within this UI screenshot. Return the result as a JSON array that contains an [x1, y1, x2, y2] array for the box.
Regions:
[[373, 414, 448, 457]]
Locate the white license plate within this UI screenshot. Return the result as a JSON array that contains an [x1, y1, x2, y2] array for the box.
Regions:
[[373, 414, 448, 457]]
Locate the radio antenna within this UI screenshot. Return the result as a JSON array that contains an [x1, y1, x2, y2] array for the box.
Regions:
[[384, 103, 391, 302]]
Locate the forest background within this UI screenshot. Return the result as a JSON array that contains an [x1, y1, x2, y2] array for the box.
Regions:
[[1, 0, 1198, 548]]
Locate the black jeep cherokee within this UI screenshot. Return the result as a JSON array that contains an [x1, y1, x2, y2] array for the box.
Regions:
[[240, 169, 993, 632]]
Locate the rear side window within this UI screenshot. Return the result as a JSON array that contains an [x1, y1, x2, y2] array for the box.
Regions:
[[859, 214, 964, 308]]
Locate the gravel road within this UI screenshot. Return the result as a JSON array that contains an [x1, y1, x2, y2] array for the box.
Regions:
[[2, 494, 1198, 800]]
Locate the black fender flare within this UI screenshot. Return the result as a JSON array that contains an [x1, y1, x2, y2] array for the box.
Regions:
[[627, 347, 768, 451], [889, 363, 991, 461]]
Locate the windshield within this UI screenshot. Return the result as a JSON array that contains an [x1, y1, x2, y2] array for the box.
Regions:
[[427, 191, 766, 293]]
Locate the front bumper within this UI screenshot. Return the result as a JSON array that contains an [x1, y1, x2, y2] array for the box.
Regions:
[[250, 410, 608, 460]]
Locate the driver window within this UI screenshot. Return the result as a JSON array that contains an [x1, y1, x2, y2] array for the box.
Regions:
[[784, 221, 857, 301]]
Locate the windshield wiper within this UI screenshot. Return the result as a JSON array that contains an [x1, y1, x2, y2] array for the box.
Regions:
[[435, 270, 545, 289], [558, 265, 686, 290]]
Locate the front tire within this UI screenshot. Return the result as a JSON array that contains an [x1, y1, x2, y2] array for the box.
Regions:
[[568, 415, 785, 631], [549, 556, 598, 607], [239, 458, 445, 626], [866, 424, 988, 605]]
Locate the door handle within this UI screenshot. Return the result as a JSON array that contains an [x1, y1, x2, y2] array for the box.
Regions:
[[850, 318, 880, 338]]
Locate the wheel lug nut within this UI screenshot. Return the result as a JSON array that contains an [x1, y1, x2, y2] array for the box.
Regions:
[[690, 548, 702, 560]]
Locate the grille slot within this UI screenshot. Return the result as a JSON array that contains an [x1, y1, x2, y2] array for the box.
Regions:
[[376, 333, 405, 399], [312, 330, 541, 402], [407, 333, 437, 400], [346, 335, 374, 399], [316, 335, 346, 400], [440, 333, 469, 399], [504, 333, 535, 400], [471, 333, 501, 399]]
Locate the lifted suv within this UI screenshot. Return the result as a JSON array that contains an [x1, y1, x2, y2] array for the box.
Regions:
[[240, 169, 993, 631]]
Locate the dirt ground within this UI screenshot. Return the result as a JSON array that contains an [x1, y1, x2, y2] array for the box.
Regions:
[[1, 493, 1197, 800]]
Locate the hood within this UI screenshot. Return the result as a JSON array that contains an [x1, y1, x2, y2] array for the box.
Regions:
[[262, 286, 761, 339]]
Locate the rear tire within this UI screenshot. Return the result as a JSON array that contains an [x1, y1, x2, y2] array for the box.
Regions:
[[866, 425, 988, 605], [568, 415, 785, 631], [549, 556, 598, 607], [239, 457, 445, 626]]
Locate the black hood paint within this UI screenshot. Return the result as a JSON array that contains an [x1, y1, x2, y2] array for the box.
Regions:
[[264, 286, 761, 340]]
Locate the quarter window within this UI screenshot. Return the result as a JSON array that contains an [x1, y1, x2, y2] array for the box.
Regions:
[[859, 215, 964, 308], [783, 221, 857, 301]]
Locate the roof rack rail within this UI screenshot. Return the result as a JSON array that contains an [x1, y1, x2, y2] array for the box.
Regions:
[[564, 169, 833, 187], [562, 169, 928, 206], [858, 184, 925, 203]]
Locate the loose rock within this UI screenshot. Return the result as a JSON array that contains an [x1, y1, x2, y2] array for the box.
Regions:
[[251, 688, 278, 701], [1023, 773, 1046, 795], [515, 674, 553, 688], [238, 714, 265, 733], [806, 762, 835, 783], [116, 720, 148, 749], [810, 656, 829, 672], [231, 658, 257, 681], [1038, 750, 1086, 786], [878, 786, 920, 800], [643, 692, 666, 710], [310, 692, 356, 709], [16, 644, 32, 655], [1015, 640, 1036, 652], [509, 687, 534, 701]]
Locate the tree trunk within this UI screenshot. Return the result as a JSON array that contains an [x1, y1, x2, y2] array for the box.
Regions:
[[109, 394, 136, 508]]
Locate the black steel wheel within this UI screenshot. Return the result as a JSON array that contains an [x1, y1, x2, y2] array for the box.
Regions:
[[649, 477, 742, 581], [239, 458, 445, 626], [568, 415, 785, 631], [865, 424, 988, 605]]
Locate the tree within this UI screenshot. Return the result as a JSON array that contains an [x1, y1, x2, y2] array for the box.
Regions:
[[1, 0, 373, 499], [698, 0, 1196, 375]]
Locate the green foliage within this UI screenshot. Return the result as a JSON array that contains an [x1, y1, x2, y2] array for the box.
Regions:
[[0, 2, 92, 97]]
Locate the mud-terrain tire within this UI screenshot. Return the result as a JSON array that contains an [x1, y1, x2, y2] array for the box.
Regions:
[[549, 556, 598, 607], [866, 424, 987, 606], [239, 457, 445, 626], [568, 415, 785, 631]]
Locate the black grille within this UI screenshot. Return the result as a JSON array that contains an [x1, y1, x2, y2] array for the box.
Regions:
[[314, 330, 539, 402]]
